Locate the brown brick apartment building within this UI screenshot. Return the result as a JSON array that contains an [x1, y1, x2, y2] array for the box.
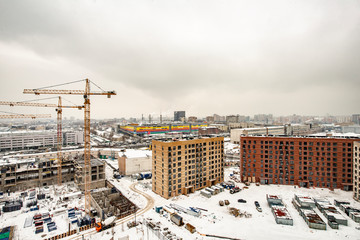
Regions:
[[354, 141, 360, 201], [152, 137, 224, 199], [240, 136, 358, 190]]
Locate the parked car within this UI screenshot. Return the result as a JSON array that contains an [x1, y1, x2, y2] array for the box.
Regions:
[[254, 201, 262, 212], [238, 199, 246, 203], [224, 200, 230, 205], [219, 200, 224, 206], [230, 186, 241, 194]]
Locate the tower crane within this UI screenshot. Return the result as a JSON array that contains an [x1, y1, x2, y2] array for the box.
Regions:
[[23, 79, 116, 213], [0, 97, 84, 186], [0, 114, 51, 119]]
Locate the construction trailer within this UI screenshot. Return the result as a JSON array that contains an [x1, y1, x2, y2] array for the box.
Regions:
[[204, 187, 215, 195], [170, 213, 184, 226], [200, 190, 211, 198]]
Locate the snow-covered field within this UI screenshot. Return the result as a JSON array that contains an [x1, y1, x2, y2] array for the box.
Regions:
[[100, 166, 360, 240], [1, 165, 360, 240]]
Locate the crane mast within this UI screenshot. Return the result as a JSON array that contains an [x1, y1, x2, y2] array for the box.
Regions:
[[23, 79, 116, 213]]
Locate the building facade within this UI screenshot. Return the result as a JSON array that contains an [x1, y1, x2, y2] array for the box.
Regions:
[[240, 136, 357, 190], [0, 130, 83, 151], [74, 158, 105, 191], [174, 111, 186, 122], [0, 157, 74, 192], [0, 150, 105, 192], [352, 114, 360, 125], [230, 126, 285, 144], [118, 149, 152, 175], [152, 137, 224, 199], [354, 142, 360, 201]]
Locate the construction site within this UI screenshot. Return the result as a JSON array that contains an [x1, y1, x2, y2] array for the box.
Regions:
[[0, 79, 141, 239]]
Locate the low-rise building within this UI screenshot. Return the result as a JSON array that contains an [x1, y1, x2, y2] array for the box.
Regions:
[[118, 149, 152, 175], [0, 130, 83, 151]]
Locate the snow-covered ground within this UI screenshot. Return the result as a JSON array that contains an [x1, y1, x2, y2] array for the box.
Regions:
[[2, 165, 360, 240], [224, 142, 240, 155], [91, 166, 360, 240]]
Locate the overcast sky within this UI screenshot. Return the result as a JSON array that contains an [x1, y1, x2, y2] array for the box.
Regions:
[[0, 0, 359, 120]]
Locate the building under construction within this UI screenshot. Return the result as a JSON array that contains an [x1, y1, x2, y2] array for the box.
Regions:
[[91, 181, 138, 220], [0, 153, 105, 192]]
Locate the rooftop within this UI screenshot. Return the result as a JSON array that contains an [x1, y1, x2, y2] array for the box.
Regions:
[[118, 149, 152, 158]]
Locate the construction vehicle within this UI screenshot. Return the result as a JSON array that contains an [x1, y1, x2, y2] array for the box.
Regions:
[[230, 186, 241, 194], [95, 216, 116, 232]]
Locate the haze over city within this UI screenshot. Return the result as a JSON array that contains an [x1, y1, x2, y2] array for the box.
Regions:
[[0, 0, 359, 119]]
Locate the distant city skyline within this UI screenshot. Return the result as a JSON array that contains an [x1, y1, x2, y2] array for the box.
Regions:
[[0, 1, 359, 119]]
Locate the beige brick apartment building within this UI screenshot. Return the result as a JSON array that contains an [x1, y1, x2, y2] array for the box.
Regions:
[[152, 137, 224, 199]]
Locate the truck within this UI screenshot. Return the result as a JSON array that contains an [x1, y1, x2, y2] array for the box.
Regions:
[[140, 172, 152, 179], [95, 216, 116, 232]]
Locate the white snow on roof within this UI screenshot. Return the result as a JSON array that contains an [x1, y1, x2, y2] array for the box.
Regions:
[[310, 132, 360, 137], [118, 149, 152, 158]]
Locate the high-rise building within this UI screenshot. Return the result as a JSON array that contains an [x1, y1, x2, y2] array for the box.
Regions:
[[354, 142, 360, 202], [188, 116, 197, 123], [174, 111, 185, 122], [152, 137, 224, 199], [352, 114, 360, 125], [240, 136, 357, 191], [206, 116, 215, 123], [226, 115, 238, 123]]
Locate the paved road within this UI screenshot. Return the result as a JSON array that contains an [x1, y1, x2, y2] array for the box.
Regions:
[[66, 182, 155, 240]]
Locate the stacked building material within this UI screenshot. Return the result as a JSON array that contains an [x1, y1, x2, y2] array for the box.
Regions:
[[271, 206, 293, 225], [334, 200, 350, 207], [292, 195, 326, 230], [266, 195, 293, 226], [339, 204, 360, 223], [300, 209, 327, 230], [350, 211, 360, 223], [315, 198, 347, 226], [2, 200, 22, 212], [294, 194, 315, 208]]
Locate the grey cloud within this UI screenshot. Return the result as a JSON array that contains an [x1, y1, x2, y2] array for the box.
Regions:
[[0, 0, 359, 117]]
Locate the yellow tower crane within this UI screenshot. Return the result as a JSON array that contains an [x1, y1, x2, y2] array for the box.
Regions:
[[0, 114, 51, 119], [0, 97, 84, 186], [23, 79, 116, 213]]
